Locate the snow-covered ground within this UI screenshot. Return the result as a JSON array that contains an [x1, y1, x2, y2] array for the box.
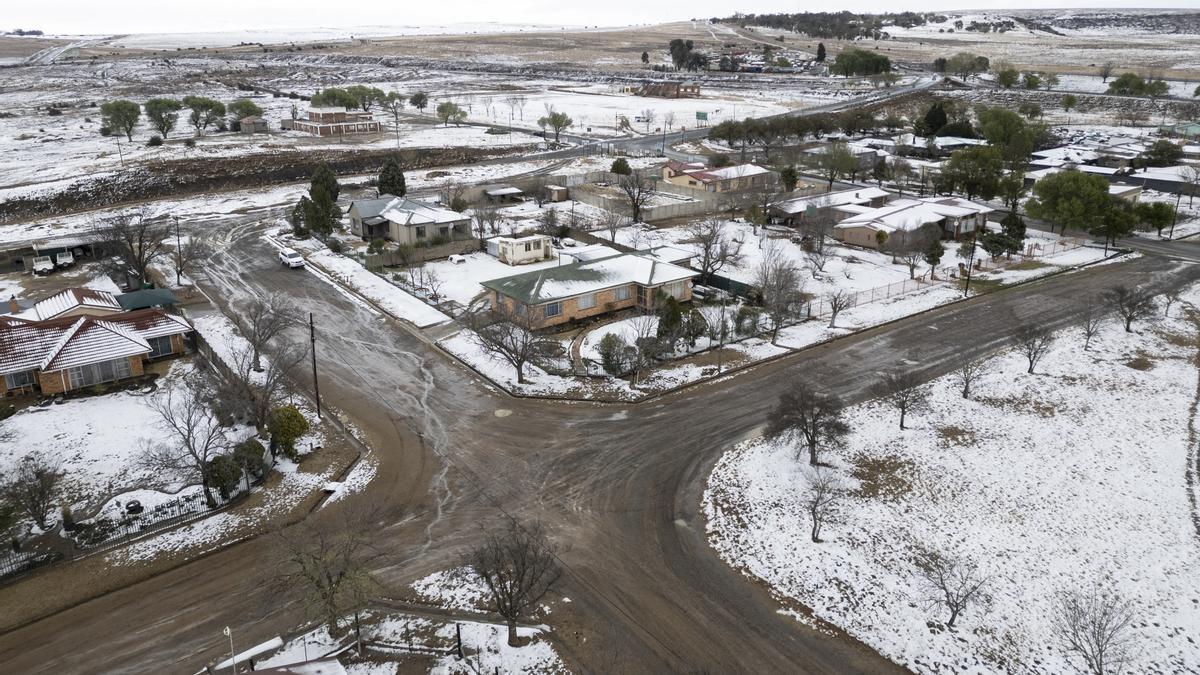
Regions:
[[0, 360, 202, 514], [706, 288, 1200, 674]]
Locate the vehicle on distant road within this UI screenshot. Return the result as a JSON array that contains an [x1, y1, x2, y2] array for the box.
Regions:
[[278, 248, 305, 269], [32, 255, 54, 276]]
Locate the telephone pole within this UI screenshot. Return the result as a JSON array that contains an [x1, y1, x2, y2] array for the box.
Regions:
[[309, 313, 321, 419], [174, 216, 182, 286]]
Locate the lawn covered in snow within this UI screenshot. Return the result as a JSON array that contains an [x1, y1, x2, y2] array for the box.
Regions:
[[705, 291, 1200, 674]]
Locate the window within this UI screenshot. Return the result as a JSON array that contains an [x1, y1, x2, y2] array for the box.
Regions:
[[415, 226, 427, 239], [544, 302, 562, 318], [577, 293, 596, 310], [148, 335, 174, 358], [614, 286, 631, 301], [439, 226, 450, 238], [660, 281, 688, 299], [67, 358, 133, 388], [4, 370, 35, 389], [636, 285, 647, 306], [524, 242, 533, 252]]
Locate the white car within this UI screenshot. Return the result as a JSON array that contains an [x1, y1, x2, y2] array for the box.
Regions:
[[278, 248, 305, 269], [55, 251, 74, 268], [31, 255, 54, 276]]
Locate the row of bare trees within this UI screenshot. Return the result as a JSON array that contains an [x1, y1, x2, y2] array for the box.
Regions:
[[88, 207, 212, 288]]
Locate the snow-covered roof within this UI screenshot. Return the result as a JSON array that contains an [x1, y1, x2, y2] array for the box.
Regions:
[[834, 197, 993, 234], [772, 187, 890, 214], [350, 196, 466, 227], [1109, 183, 1142, 196], [1032, 146, 1100, 164], [640, 245, 694, 265], [482, 253, 696, 305], [41, 318, 150, 372], [893, 133, 989, 149], [1128, 165, 1196, 183], [0, 309, 192, 375], [492, 234, 549, 245], [560, 244, 620, 263], [7, 288, 124, 321], [1026, 165, 1119, 182], [484, 186, 523, 197], [685, 164, 771, 183]]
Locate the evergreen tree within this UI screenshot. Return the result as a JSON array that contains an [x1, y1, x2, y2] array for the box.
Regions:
[[655, 296, 684, 353], [290, 197, 311, 239], [310, 164, 340, 202], [641, 51, 649, 64], [816, 43, 826, 62], [1000, 211, 1026, 254], [924, 238, 945, 268], [610, 157, 632, 175], [920, 102, 948, 136], [378, 158, 406, 197], [304, 184, 341, 241]]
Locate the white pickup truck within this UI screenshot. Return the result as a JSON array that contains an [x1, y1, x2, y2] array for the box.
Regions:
[[278, 247, 305, 269], [55, 251, 74, 268], [31, 255, 54, 276]]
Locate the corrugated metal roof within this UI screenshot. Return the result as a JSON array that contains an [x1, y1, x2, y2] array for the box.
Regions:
[[0, 309, 191, 375], [30, 288, 123, 321]]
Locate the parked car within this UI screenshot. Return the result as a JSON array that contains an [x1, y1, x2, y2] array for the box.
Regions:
[[55, 251, 74, 268], [31, 255, 54, 276], [278, 247, 305, 269]]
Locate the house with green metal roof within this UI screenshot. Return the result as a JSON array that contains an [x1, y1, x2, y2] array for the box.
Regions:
[[481, 252, 698, 329]]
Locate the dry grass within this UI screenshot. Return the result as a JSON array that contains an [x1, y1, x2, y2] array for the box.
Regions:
[[936, 425, 977, 446], [850, 453, 915, 501]]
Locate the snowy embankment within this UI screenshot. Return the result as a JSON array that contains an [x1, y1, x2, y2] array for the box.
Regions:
[[705, 290, 1200, 674]]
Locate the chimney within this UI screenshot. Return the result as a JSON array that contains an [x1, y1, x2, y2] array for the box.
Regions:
[[8, 294, 17, 314]]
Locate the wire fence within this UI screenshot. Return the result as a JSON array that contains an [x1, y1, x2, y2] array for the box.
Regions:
[[807, 276, 941, 318]]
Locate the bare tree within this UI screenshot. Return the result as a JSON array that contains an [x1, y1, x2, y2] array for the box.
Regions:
[[143, 375, 228, 507], [1104, 285, 1156, 333], [528, 176, 550, 208], [1051, 585, 1138, 675], [245, 294, 302, 371], [915, 548, 989, 628], [629, 312, 663, 386], [1016, 323, 1055, 374], [617, 171, 653, 224], [755, 247, 805, 345], [1163, 289, 1181, 317], [825, 289, 853, 328], [469, 519, 562, 647], [686, 217, 743, 282], [468, 303, 552, 384], [425, 268, 445, 302], [209, 345, 305, 434], [1181, 164, 1200, 209], [3, 452, 62, 530], [766, 380, 850, 465], [1079, 300, 1108, 351], [872, 370, 930, 430], [269, 507, 381, 642], [953, 357, 993, 400], [662, 110, 676, 132], [803, 466, 843, 543], [639, 108, 656, 132], [173, 232, 213, 285], [806, 247, 831, 279], [1098, 61, 1116, 83], [90, 207, 171, 286], [599, 209, 628, 243], [471, 202, 502, 239]]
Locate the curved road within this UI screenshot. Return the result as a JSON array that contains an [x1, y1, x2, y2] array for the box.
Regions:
[[3, 225, 1199, 672]]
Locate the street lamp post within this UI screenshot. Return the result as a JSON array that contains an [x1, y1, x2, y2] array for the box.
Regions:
[[1169, 189, 1183, 239], [174, 216, 182, 286], [222, 626, 236, 674]]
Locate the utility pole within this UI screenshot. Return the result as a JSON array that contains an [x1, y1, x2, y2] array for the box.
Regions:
[[962, 234, 978, 297], [310, 313, 321, 419], [114, 135, 124, 165], [1169, 189, 1183, 239], [174, 216, 182, 286]]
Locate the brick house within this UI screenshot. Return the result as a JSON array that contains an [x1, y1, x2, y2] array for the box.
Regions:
[[769, 187, 891, 226], [638, 81, 701, 98], [832, 197, 994, 250], [660, 161, 776, 193], [292, 107, 382, 137], [481, 252, 698, 330], [1, 289, 192, 397]]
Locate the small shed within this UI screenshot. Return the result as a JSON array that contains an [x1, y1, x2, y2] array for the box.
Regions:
[[241, 116, 269, 134], [484, 185, 524, 203], [545, 185, 569, 202]]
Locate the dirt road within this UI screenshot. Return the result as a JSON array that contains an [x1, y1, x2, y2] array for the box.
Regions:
[[3, 230, 1199, 673]]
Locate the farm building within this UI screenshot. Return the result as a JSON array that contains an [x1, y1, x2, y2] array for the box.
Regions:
[[292, 107, 382, 137]]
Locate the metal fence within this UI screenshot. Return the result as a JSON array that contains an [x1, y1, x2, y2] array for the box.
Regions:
[[807, 276, 941, 318], [69, 490, 213, 551], [1024, 237, 1084, 259], [0, 551, 64, 582]]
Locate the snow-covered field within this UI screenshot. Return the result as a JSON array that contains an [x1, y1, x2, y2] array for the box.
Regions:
[[706, 289, 1200, 674]]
